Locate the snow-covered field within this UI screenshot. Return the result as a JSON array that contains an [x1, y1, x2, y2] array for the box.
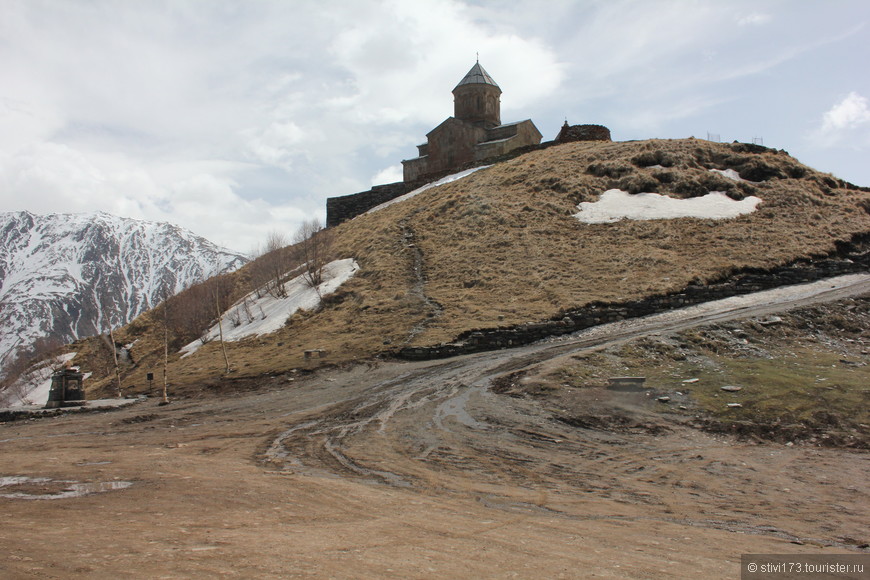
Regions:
[[181, 258, 359, 357], [366, 166, 491, 215], [574, 189, 762, 224]]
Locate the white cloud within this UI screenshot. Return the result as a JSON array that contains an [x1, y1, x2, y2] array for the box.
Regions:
[[326, 0, 563, 122], [822, 92, 870, 131], [737, 12, 771, 26], [372, 165, 403, 186], [242, 122, 308, 168], [811, 92, 870, 150]]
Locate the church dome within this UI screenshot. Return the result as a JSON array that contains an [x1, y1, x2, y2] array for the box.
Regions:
[[453, 62, 501, 91]]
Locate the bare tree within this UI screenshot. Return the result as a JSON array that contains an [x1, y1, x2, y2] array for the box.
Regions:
[[211, 276, 232, 374], [158, 288, 172, 405], [262, 231, 292, 298], [99, 328, 123, 398], [293, 218, 334, 294], [159, 273, 235, 349], [98, 293, 123, 398]]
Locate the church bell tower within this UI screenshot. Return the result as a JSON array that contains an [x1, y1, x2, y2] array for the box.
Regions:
[[452, 61, 502, 128]]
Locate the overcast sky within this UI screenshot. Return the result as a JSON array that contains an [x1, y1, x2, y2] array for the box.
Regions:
[[2, 0, 868, 254]]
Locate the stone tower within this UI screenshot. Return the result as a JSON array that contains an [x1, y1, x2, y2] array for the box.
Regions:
[[452, 62, 502, 128]]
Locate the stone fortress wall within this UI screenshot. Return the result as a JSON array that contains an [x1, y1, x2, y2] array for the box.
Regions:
[[325, 182, 408, 228]]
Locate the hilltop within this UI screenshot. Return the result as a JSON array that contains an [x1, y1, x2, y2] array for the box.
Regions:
[[64, 137, 870, 398]]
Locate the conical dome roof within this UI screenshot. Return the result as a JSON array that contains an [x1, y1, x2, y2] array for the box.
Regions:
[[453, 62, 500, 91]]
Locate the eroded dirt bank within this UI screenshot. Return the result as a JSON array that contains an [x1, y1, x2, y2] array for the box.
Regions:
[[1, 277, 868, 579]]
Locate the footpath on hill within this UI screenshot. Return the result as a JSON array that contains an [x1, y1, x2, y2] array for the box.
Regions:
[[0, 274, 867, 579]]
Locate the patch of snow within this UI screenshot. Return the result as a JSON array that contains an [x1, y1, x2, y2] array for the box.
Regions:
[[2, 352, 77, 407], [181, 258, 359, 357], [366, 165, 492, 215], [709, 168, 745, 181], [0, 476, 133, 500], [574, 189, 762, 224]]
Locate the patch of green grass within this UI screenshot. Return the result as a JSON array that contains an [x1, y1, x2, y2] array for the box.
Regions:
[[688, 348, 869, 427], [550, 338, 868, 441]]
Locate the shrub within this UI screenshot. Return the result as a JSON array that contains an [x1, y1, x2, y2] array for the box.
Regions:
[[734, 158, 787, 181], [728, 142, 771, 155], [616, 173, 659, 194], [631, 150, 676, 168], [586, 162, 632, 178], [670, 178, 707, 198], [653, 171, 675, 184]]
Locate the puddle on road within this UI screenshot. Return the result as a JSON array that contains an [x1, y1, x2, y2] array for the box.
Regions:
[[434, 385, 488, 431], [0, 476, 133, 500]]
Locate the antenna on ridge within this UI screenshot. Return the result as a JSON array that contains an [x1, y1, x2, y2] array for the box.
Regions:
[[476, 51, 479, 63]]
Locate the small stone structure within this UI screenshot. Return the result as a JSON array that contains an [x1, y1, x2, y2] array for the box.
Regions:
[[555, 122, 611, 143], [45, 368, 86, 408], [401, 62, 542, 183], [608, 377, 647, 390]]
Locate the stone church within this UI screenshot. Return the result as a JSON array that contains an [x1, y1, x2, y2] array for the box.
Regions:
[[401, 62, 543, 183], [326, 62, 611, 227]]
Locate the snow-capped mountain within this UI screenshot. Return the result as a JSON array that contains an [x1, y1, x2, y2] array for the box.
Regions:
[[0, 211, 247, 374]]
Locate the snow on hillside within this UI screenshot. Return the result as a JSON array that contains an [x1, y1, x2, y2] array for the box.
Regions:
[[0, 352, 77, 407], [366, 166, 492, 215], [181, 258, 359, 357], [574, 189, 762, 224], [709, 168, 747, 182]]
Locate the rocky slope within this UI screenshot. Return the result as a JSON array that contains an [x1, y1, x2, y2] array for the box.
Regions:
[[0, 211, 246, 374]]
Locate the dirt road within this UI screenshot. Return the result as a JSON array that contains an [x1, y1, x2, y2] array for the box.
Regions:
[[1, 275, 868, 578]]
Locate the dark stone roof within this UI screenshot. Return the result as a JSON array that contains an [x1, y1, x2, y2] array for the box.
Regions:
[[453, 62, 500, 91]]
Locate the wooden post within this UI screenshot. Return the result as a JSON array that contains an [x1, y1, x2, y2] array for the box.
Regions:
[[216, 291, 230, 374], [161, 299, 170, 404]]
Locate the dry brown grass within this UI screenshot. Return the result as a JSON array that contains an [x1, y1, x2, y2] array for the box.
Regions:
[[75, 138, 870, 397]]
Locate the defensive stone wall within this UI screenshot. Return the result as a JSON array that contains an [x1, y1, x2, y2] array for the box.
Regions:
[[326, 182, 409, 227], [396, 234, 870, 360]]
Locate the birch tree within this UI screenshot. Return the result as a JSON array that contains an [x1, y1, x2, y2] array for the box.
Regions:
[[293, 219, 334, 294]]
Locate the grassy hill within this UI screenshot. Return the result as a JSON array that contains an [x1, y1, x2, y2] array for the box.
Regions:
[[68, 137, 870, 398]]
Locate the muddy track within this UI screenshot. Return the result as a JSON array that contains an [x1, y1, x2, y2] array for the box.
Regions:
[[260, 274, 870, 550]]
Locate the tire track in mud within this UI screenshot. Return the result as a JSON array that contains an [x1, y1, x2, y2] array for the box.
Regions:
[[260, 274, 870, 549]]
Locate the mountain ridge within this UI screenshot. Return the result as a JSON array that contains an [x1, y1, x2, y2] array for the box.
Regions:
[[0, 210, 247, 376]]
